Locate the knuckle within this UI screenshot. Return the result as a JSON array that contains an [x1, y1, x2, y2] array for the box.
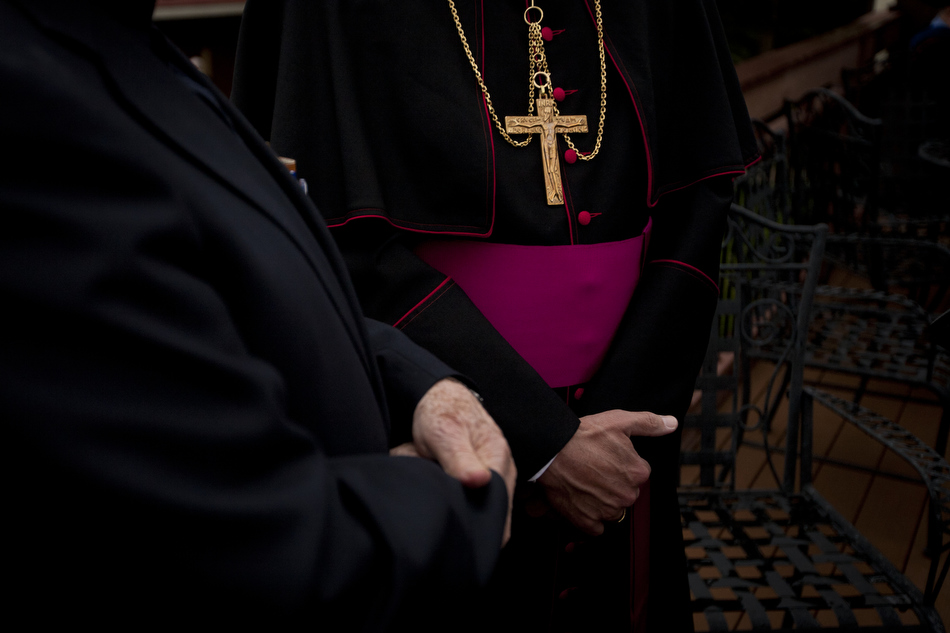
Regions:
[[599, 506, 619, 521], [640, 412, 660, 432], [622, 486, 640, 507], [630, 461, 651, 484], [608, 484, 637, 508]]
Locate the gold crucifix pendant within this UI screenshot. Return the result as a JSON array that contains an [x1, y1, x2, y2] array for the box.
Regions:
[[505, 97, 587, 205]]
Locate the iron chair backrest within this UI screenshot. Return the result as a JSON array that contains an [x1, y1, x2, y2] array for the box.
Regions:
[[843, 58, 944, 219], [823, 233, 950, 313], [733, 120, 791, 225], [682, 204, 828, 493], [784, 88, 883, 234]]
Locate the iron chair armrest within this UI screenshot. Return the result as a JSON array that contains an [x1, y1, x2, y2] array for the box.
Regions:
[[803, 386, 950, 605]]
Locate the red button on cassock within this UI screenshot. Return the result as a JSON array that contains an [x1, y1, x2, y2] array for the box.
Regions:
[[564, 149, 578, 164], [577, 211, 591, 226], [553, 86, 566, 102], [542, 26, 554, 41]]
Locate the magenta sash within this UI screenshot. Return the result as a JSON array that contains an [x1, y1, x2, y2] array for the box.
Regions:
[[415, 219, 651, 388]]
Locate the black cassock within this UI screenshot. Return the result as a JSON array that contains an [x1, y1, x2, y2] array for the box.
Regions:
[[234, 1, 758, 630], [2, 0, 509, 629]]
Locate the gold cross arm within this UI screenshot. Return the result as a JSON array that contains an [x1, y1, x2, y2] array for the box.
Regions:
[[505, 98, 587, 205]]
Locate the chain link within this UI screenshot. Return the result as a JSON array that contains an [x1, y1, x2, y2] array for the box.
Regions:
[[448, 0, 531, 147], [558, 0, 606, 161], [447, 0, 606, 159]]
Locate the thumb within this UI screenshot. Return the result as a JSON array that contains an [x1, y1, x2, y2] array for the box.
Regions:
[[390, 442, 421, 457], [615, 411, 678, 437], [423, 431, 494, 488]]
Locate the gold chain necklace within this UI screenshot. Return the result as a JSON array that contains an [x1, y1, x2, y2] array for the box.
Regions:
[[448, 0, 607, 205], [448, 0, 607, 157]]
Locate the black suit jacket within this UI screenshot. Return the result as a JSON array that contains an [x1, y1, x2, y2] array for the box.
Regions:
[[0, 0, 507, 627]]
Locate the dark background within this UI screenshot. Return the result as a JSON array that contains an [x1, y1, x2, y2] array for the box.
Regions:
[[155, 1, 946, 96]]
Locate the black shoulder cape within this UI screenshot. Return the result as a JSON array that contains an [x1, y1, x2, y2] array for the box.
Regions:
[[233, 0, 758, 234]]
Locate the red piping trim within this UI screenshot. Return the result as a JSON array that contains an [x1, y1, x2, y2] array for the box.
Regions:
[[655, 167, 748, 199], [326, 213, 490, 236], [397, 280, 456, 331], [597, 34, 657, 208], [326, 1, 497, 238], [562, 181, 576, 245], [393, 278, 452, 328], [478, 0, 497, 238], [649, 259, 719, 293], [628, 501, 636, 627], [586, 2, 761, 207], [728, 155, 763, 183], [582, 0, 656, 206]]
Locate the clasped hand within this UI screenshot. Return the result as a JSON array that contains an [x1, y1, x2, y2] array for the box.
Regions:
[[390, 378, 517, 545], [538, 410, 678, 535]]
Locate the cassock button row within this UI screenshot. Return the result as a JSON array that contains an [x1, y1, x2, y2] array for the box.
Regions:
[[577, 211, 591, 226]]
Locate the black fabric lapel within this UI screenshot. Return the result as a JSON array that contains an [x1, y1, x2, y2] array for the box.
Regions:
[[14, 1, 304, 245], [10, 0, 378, 385], [145, 35, 379, 382]]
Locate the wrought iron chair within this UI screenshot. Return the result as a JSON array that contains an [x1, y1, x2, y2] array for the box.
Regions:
[[842, 59, 945, 225], [680, 204, 950, 631], [784, 88, 883, 234], [750, 103, 950, 454], [808, 210, 950, 453], [734, 120, 791, 225], [785, 86, 948, 240], [821, 234, 950, 312], [805, 283, 950, 452]]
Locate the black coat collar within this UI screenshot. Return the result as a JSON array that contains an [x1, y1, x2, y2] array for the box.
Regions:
[[11, 0, 325, 270], [10, 0, 376, 378]]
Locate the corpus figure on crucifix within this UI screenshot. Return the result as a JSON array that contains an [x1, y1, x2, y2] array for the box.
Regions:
[[506, 97, 587, 205]]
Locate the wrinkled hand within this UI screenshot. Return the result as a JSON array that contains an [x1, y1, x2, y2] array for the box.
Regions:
[[390, 378, 516, 544], [538, 410, 677, 536]]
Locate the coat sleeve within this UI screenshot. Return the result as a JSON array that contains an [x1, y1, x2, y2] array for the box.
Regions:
[[332, 223, 582, 479], [0, 12, 507, 627], [571, 176, 731, 633], [578, 175, 732, 468], [363, 315, 470, 445]]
